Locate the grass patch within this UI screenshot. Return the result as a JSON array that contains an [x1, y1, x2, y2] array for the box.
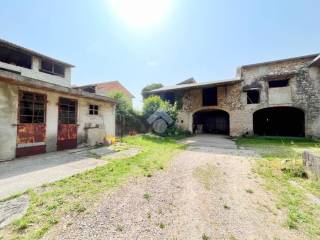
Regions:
[[143, 192, 151, 201], [158, 222, 165, 229], [237, 136, 320, 238], [223, 204, 230, 209], [202, 233, 210, 240], [245, 189, 254, 194], [0, 192, 24, 202], [0, 135, 185, 240], [116, 225, 123, 232], [193, 164, 217, 190]]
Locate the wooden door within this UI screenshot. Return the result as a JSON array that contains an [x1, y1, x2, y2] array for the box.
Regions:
[[57, 97, 78, 150], [16, 91, 46, 157]]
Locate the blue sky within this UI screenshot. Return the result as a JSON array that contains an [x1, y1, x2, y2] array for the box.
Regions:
[[1, 0, 320, 109]]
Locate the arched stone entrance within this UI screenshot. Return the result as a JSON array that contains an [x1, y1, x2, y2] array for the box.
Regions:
[[193, 109, 230, 135], [253, 107, 305, 137]]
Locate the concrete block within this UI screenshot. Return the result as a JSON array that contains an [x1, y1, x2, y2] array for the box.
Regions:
[[303, 151, 320, 180], [87, 128, 106, 146]]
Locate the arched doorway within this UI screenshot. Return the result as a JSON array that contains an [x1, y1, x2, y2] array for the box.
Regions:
[[253, 107, 305, 137], [193, 109, 230, 135]]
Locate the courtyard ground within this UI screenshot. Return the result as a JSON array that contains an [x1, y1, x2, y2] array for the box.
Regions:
[[1, 135, 319, 240], [43, 135, 314, 240], [0, 135, 183, 240]]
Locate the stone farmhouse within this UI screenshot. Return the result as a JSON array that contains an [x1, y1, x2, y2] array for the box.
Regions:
[[0, 39, 116, 161], [150, 54, 320, 138]]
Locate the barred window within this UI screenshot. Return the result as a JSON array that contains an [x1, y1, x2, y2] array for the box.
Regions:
[[59, 98, 77, 124], [19, 91, 46, 123]]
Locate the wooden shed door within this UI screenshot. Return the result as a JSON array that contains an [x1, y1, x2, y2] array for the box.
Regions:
[[57, 98, 78, 150], [16, 91, 47, 157]]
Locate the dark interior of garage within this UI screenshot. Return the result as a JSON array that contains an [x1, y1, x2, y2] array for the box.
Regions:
[[253, 107, 305, 137], [193, 110, 229, 135]]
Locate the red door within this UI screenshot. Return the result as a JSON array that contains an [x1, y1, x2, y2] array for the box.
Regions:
[[16, 91, 47, 157], [57, 97, 78, 150]]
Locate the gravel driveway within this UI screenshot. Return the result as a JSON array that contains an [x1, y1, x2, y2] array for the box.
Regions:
[[45, 135, 302, 240]]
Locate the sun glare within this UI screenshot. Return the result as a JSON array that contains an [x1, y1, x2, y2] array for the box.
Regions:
[[110, 0, 172, 28]]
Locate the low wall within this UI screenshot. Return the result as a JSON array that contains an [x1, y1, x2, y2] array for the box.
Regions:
[[303, 151, 320, 180]]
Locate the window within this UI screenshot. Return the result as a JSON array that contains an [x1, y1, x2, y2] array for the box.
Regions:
[[161, 92, 175, 105], [19, 92, 46, 123], [202, 87, 217, 106], [268, 79, 289, 88], [247, 90, 260, 104], [40, 59, 65, 77], [58, 98, 77, 124], [0, 46, 32, 69], [89, 105, 99, 115]]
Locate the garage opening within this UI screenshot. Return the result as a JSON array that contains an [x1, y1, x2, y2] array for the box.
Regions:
[[253, 107, 305, 137], [193, 110, 229, 135]]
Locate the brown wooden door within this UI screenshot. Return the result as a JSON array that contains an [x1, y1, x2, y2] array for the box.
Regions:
[[57, 97, 78, 150], [16, 91, 47, 157]]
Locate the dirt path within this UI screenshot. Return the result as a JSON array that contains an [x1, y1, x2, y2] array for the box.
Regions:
[[45, 135, 302, 240]]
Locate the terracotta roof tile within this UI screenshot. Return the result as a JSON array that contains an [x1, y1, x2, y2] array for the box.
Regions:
[[94, 81, 134, 98]]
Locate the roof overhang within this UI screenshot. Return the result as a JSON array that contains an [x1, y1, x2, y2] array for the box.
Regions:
[[241, 53, 319, 69], [0, 69, 117, 104], [149, 78, 242, 94]]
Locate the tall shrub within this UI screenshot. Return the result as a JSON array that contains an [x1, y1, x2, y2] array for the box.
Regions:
[[108, 92, 147, 136]]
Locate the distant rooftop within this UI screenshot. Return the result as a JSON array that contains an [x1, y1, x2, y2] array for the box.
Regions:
[[74, 80, 135, 98], [149, 78, 242, 93], [0, 38, 74, 67]]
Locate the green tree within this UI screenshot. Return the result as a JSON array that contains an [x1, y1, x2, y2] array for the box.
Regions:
[[143, 95, 163, 117], [143, 95, 178, 121], [141, 83, 163, 99], [108, 92, 131, 122], [143, 95, 190, 137]]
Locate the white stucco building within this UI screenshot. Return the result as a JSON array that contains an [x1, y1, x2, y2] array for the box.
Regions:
[[0, 39, 116, 161]]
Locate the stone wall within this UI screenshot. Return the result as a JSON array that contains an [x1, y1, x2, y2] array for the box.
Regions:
[[176, 56, 320, 137], [240, 57, 312, 82], [293, 69, 320, 137], [177, 83, 243, 136], [240, 57, 320, 137]]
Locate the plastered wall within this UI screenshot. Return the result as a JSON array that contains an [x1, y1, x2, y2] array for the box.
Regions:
[[0, 81, 116, 161], [0, 55, 71, 87]]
